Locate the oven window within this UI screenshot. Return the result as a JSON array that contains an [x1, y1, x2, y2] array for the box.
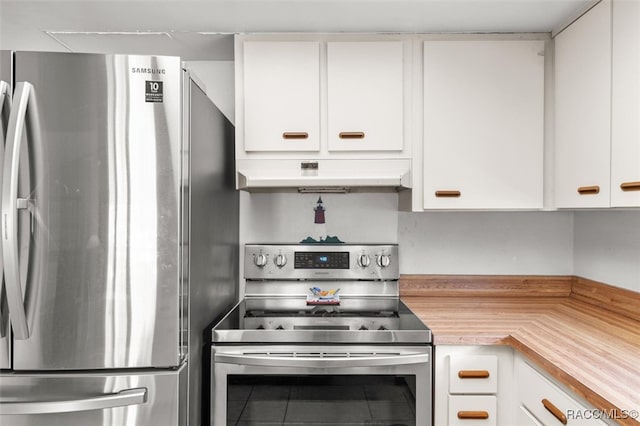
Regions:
[[227, 375, 416, 426]]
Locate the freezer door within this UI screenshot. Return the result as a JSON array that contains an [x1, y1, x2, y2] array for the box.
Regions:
[[7, 52, 182, 370], [0, 364, 186, 425], [0, 49, 12, 370]]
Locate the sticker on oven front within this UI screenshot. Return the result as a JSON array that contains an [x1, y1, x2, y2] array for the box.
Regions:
[[145, 81, 163, 103], [307, 288, 340, 305]]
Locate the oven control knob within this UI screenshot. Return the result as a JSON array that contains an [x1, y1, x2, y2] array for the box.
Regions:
[[376, 254, 391, 268], [274, 254, 287, 268], [357, 254, 371, 268], [378, 325, 388, 330], [253, 253, 268, 268], [276, 325, 284, 330], [359, 325, 368, 330]]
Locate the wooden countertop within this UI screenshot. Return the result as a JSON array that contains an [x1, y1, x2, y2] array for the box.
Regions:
[[401, 275, 640, 426]]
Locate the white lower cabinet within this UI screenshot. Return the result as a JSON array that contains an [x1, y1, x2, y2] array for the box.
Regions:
[[436, 348, 613, 426], [515, 355, 609, 426], [434, 345, 514, 426], [519, 405, 544, 426], [448, 395, 498, 426]]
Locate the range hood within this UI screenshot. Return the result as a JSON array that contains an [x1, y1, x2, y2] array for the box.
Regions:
[[236, 158, 411, 192]]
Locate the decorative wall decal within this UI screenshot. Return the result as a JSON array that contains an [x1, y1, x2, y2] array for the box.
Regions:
[[314, 196, 326, 224], [300, 197, 344, 244]]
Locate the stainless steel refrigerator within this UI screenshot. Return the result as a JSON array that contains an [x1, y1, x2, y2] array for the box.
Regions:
[[0, 51, 239, 426]]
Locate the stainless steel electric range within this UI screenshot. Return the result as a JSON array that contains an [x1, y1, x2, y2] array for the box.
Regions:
[[210, 244, 433, 426]]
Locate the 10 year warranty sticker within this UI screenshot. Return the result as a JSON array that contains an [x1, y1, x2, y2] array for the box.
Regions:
[[145, 81, 163, 103]]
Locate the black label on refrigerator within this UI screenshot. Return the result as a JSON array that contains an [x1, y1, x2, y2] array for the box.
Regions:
[[145, 81, 163, 103]]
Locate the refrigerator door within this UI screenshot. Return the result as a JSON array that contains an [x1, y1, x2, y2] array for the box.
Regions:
[[6, 52, 182, 370], [0, 49, 12, 370], [184, 73, 238, 426], [0, 363, 186, 425]]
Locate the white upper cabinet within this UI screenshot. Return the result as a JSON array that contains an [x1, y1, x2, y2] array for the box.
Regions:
[[238, 37, 409, 158], [242, 41, 320, 152], [611, 0, 640, 207], [327, 41, 404, 152], [554, 0, 612, 208], [422, 40, 545, 209], [236, 36, 411, 191]]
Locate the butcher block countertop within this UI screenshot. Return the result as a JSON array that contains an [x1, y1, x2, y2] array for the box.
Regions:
[[400, 275, 640, 426]]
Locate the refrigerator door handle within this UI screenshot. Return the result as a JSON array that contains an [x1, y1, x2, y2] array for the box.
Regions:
[[2, 81, 40, 340], [0, 80, 10, 339], [0, 387, 148, 415]]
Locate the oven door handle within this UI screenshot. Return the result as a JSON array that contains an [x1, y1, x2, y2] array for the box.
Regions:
[[214, 352, 430, 368]]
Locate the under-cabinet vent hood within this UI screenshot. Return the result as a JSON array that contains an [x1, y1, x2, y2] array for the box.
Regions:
[[237, 159, 411, 192]]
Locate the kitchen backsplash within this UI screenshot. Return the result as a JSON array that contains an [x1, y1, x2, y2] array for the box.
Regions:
[[398, 210, 574, 276], [574, 211, 640, 293], [240, 192, 399, 244], [240, 192, 640, 293]]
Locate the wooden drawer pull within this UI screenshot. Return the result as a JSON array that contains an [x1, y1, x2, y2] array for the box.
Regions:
[[542, 398, 567, 425], [339, 132, 365, 139], [577, 185, 600, 195], [435, 190, 461, 198], [620, 181, 640, 191], [457, 411, 489, 420], [458, 370, 490, 379], [282, 132, 309, 140]]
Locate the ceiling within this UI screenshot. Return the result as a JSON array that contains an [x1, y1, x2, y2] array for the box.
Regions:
[[0, 0, 597, 60]]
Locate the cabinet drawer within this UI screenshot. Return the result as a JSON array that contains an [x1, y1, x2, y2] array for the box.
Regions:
[[516, 359, 607, 425], [448, 395, 497, 426], [449, 355, 498, 394], [519, 405, 544, 426]]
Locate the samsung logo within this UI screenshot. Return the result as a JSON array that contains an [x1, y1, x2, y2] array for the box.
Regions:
[[131, 67, 165, 75]]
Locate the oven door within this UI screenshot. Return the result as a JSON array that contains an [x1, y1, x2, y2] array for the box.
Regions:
[[211, 345, 432, 426]]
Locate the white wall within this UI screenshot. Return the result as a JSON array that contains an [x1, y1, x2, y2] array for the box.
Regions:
[[240, 192, 399, 245], [574, 211, 640, 292], [184, 60, 235, 124], [238, 195, 640, 293], [239, 193, 575, 274], [398, 211, 574, 275]]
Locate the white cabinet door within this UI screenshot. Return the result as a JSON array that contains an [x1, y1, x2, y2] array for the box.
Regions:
[[554, 0, 612, 208], [243, 41, 320, 152], [515, 356, 608, 426], [434, 345, 515, 426], [327, 41, 404, 152], [611, 0, 640, 207], [423, 40, 544, 209], [518, 406, 544, 426]]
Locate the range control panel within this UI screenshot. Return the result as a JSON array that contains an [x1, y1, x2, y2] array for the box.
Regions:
[[294, 251, 350, 269], [245, 244, 399, 281]]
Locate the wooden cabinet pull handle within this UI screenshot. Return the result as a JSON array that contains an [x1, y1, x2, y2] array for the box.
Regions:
[[435, 190, 461, 198], [577, 185, 600, 195], [542, 398, 567, 425], [458, 370, 490, 379], [620, 181, 640, 191], [282, 132, 309, 140], [339, 132, 365, 139], [457, 411, 489, 420]]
